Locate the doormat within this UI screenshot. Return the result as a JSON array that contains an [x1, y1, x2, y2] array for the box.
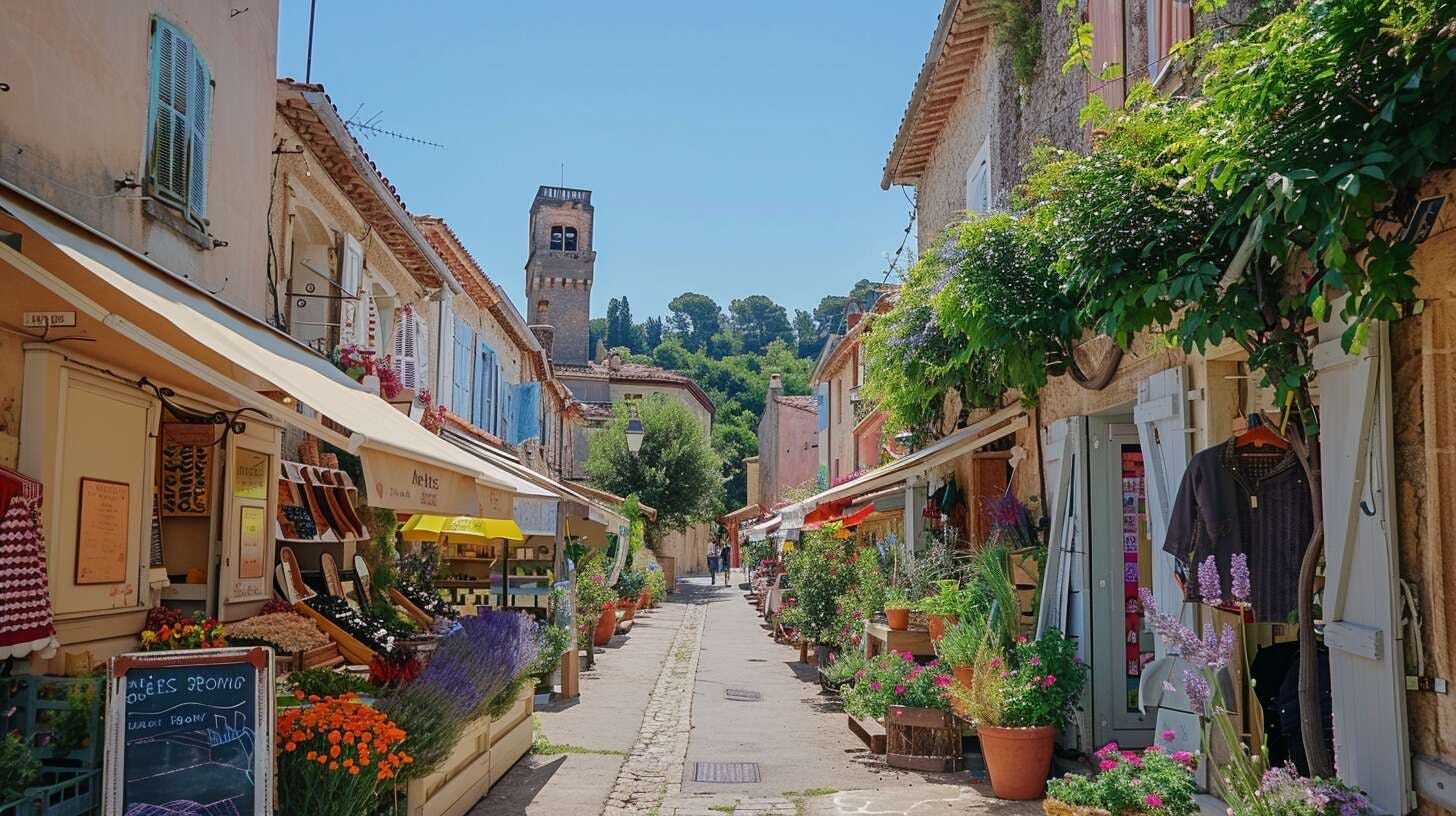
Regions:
[[693, 762, 761, 783], [724, 688, 762, 702]]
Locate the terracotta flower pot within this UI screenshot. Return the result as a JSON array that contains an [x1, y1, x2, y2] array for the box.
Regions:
[[886, 607, 910, 631], [593, 605, 617, 647], [927, 614, 956, 641], [619, 599, 638, 621], [979, 725, 1057, 800], [639, 588, 652, 609], [953, 664, 974, 689]]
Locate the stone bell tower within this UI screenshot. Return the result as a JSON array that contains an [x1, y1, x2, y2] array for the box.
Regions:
[[525, 186, 595, 366]]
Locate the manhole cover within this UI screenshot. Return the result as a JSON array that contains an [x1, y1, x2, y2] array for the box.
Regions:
[[694, 762, 761, 783], [724, 688, 761, 702]]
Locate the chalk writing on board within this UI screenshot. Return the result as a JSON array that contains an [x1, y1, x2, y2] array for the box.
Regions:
[[110, 650, 269, 816]]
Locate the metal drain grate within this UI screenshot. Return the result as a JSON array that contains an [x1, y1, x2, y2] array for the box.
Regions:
[[724, 688, 761, 702], [693, 762, 761, 783]]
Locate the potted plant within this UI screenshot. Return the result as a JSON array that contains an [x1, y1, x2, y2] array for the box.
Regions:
[[933, 617, 986, 691], [914, 579, 964, 641], [1045, 741, 1198, 815], [843, 650, 960, 770], [593, 600, 618, 646], [615, 571, 646, 621], [961, 630, 1087, 800], [884, 587, 911, 631]]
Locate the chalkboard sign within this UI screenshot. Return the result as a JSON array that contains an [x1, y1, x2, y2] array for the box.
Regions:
[[104, 648, 273, 816]]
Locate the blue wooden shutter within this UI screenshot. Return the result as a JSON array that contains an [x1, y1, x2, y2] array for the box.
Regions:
[[186, 46, 211, 223], [452, 318, 473, 414], [509, 383, 542, 445], [474, 340, 493, 430], [147, 18, 191, 208]]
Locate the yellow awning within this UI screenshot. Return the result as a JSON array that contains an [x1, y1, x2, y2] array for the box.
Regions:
[[400, 514, 525, 543]]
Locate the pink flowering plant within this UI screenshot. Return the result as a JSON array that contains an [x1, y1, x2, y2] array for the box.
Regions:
[[1046, 739, 1198, 815], [1000, 629, 1087, 728], [830, 545, 888, 652], [1141, 555, 1369, 816], [780, 526, 860, 648], [842, 650, 954, 720]]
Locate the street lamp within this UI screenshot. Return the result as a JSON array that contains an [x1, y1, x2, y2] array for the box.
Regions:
[[625, 406, 645, 453]]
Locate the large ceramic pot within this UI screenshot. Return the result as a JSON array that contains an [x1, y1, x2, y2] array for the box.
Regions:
[[639, 588, 652, 609], [979, 725, 1057, 800], [927, 614, 956, 641], [885, 607, 910, 631], [619, 598, 639, 621], [593, 604, 617, 647]]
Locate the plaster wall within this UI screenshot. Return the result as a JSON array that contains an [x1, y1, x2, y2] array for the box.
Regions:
[[0, 0, 279, 318], [758, 401, 817, 508]]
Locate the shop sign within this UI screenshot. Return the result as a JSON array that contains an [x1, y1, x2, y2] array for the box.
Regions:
[[22, 310, 76, 328], [76, 477, 130, 585], [360, 447, 480, 516], [104, 648, 273, 815], [514, 496, 558, 537], [232, 449, 269, 500]]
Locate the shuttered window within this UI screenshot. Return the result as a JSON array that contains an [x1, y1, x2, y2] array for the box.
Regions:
[[473, 340, 496, 432], [1088, 0, 1126, 110], [452, 317, 474, 415], [1148, 0, 1194, 82], [146, 17, 211, 225]]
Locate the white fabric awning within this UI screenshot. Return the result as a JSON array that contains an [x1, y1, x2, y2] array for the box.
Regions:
[[784, 404, 1028, 517], [0, 181, 525, 515], [746, 515, 781, 541]]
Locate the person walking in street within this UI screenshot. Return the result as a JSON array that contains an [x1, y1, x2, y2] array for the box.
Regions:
[[719, 543, 733, 585], [707, 546, 720, 585]]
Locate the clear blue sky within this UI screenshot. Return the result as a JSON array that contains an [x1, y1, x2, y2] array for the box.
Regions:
[[276, 1, 934, 321]]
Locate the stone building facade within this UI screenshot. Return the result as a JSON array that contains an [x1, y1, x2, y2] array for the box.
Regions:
[[755, 375, 818, 508]]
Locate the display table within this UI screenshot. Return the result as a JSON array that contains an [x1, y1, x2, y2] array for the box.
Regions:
[[863, 621, 935, 659]]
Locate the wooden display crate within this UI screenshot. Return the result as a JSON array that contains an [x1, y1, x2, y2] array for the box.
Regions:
[[390, 587, 436, 627], [886, 705, 962, 772], [402, 686, 535, 816], [848, 713, 887, 754], [294, 602, 376, 665]]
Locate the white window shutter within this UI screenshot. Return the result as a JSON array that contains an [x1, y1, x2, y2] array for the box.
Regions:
[[1036, 416, 1084, 641], [1314, 316, 1411, 814], [415, 316, 429, 398], [148, 19, 192, 207], [1133, 365, 1194, 654], [339, 234, 364, 346], [392, 307, 418, 391]]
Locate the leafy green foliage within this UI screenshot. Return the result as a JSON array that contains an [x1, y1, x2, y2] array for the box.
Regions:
[[573, 550, 615, 650], [842, 651, 955, 719], [821, 651, 868, 686], [865, 0, 1453, 437], [0, 733, 39, 800], [990, 0, 1043, 85], [1000, 630, 1087, 728], [729, 294, 796, 353], [1047, 744, 1198, 815], [780, 527, 859, 646], [586, 395, 723, 532]]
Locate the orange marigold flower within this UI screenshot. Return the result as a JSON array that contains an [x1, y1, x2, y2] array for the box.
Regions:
[[327, 730, 341, 744], [329, 761, 339, 770], [348, 765, 360, 775], [306, 751, 317, 761], [284, 741, 296, 752], [294, 689, 305, 700], [329, 745, 341, 758]]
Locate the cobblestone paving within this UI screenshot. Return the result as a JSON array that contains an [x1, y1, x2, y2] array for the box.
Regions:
[[602, 601, 707, 816], [660, 793, 797, 816]]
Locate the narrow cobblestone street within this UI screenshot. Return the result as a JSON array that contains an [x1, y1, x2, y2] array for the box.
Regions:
[[480, 577, 1041, 815]]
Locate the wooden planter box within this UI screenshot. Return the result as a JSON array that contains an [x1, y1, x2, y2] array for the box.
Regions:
[[886, 705, 962, 772], [403, 686, 534, 816], [390, 587, 437, 627], [847, 713, 887, 754], [272, 641, 343, 674]]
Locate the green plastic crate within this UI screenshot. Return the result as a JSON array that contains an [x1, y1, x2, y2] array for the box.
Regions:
[[0, 767, 99, 816], [0, 676, 103, 769]]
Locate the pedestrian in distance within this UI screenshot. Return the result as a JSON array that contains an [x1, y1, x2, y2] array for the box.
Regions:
[[707, 548, 720, 585], [719, 543, 733, 585]]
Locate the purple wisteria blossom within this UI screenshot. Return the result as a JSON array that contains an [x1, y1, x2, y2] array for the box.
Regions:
[[1230, 553, 1252, 608], [1197, 555, 1223, 605]]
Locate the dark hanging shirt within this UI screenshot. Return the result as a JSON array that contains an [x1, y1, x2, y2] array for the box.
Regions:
[[1162, 438, 1314, 623]]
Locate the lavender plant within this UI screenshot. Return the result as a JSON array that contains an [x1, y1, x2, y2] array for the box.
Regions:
[[1141, 556, 1368, 816]]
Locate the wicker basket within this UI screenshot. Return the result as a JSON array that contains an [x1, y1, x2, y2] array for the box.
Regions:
[[1043, 800, 1115, 816]]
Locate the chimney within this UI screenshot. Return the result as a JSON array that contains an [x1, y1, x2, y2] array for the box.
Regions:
[[768, 373, 783, 396], [529, 324, 555, 363], [608, 352, 623, 372]]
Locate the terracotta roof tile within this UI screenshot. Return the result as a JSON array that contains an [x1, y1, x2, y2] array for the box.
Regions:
[[776, 395, 818, 412]]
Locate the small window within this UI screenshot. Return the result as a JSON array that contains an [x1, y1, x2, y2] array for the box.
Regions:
[[564, 227, 578, 252], [146, 17, 211, 226], [966, 137, 991, 215], [549, 226, 564, 251]]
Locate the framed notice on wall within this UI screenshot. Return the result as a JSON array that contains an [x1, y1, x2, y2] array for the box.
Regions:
[[77, 477, 130, 584], [237, 506, 266, 580], [104, 647, 274, 816]]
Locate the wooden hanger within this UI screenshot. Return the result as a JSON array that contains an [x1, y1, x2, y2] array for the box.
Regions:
[[1235, 413, 1289, 453]]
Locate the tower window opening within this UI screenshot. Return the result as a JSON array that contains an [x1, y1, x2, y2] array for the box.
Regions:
[[564, 227, 578, 252], [549, 225, 564, 251]]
